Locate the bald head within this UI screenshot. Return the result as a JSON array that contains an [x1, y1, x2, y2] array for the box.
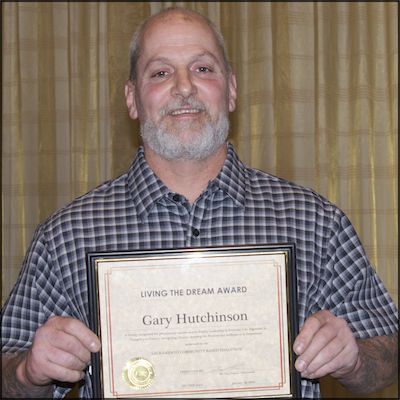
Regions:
[[128, 7, 231, 82]]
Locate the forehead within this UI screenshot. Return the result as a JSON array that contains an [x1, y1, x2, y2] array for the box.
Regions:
[[139, 12, 223, 64]]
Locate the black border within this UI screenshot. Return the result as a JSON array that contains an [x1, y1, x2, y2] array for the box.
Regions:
[[86, 244, 301, 399]]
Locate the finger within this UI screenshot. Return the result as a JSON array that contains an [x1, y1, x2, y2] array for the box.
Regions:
[[293, 310, 334, 356], [52, 332, 92, 365], [296, 316, 358, 379], [48, 316, 101, 352], [35, 322, 92, 365], [30, 337, 89, 371], [304, 317, 355, 376], [46, 347, 89, 372], [38, 360, 85, 383], [23, 317, 99, 386], [300, 335, 345, 378], [295, 320, 338, 373], [25, 347, 87, 386], [306, 341, 359, 379]]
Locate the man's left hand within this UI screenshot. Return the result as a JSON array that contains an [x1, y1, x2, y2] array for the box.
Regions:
[[293, 310, 361, 380]]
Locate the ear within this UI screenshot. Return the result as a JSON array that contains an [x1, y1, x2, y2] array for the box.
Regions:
[[125, 80, 138, 120], [228, 72, 237, 113]]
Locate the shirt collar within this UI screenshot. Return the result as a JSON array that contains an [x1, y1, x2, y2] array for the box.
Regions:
[[127, 143, 247, 220], [127, 147, 169, 220], [212, 143, 247, 208]]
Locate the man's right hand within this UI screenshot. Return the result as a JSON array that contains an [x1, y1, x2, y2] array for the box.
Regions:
[[16, 316, 101, 387]]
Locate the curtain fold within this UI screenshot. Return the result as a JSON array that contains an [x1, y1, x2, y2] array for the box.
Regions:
[[2, 2, 397, 398], [3, 1, 111, 296]]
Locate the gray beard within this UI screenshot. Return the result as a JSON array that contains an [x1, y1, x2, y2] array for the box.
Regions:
[[140, 113, 230, 161]]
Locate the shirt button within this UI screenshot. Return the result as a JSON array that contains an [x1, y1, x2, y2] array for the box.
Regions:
[[172, 194, 180, 202], [192, 228, 200, 237]]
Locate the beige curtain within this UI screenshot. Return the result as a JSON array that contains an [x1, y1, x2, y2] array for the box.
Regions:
[[2, 2, 397, 398], [2, 1, 112, 293]]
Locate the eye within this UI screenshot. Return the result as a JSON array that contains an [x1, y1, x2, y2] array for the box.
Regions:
[[197, 66, 213, 73], [151, 70, 169, 78]]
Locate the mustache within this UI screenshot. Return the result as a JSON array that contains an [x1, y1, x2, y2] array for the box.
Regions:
[[160, 98, 207, 116]]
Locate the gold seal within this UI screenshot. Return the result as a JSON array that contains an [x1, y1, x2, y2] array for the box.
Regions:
[[122, 358, 155, 389]]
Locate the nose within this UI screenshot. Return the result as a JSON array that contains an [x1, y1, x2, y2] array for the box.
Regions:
[[171, 69, 196, 98]]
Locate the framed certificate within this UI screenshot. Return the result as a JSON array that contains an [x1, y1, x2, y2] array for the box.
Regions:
[[86, 244, 301, 398]]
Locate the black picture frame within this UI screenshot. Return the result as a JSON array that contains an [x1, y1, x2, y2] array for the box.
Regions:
[[86, 244, 301, 399]]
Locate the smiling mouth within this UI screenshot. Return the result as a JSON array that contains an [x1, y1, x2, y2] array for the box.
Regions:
[[169, 108, 204, 116]]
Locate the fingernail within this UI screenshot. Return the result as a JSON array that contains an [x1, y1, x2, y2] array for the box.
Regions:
[[296, 359, 306, 372], [90, 341, 99, 351], [294, 343, 304, 354]]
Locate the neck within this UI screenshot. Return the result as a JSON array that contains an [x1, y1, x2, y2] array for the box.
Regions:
[[144, 143, 228, 204]]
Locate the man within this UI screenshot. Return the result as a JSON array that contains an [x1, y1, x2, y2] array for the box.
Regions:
[[2, 7, 398, 399]]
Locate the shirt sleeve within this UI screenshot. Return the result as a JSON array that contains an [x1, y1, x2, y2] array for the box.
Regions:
[[321, 208, 398, 338], [1, 225, 48, 352], [1, 225, 78, 398]]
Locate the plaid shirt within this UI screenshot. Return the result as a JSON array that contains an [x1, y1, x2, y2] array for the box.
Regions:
[[2, 144, 398, 399]]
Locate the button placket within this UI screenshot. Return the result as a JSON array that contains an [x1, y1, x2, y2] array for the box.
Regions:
[[185, 197, 208, 246]]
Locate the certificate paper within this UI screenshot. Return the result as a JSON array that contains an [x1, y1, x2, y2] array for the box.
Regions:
[[87, 245, 300, 398]]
